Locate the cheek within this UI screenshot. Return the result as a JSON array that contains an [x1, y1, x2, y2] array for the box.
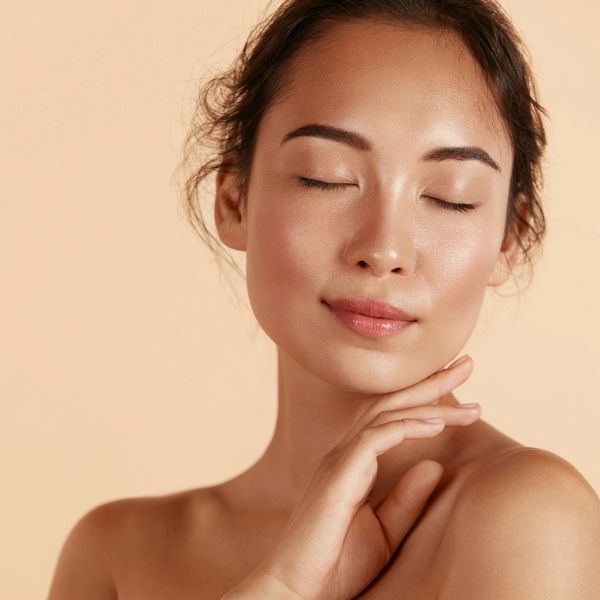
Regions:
[[432, 233, 496, 293], [245, 193, 328, 341], [422, 220, 502, 348]]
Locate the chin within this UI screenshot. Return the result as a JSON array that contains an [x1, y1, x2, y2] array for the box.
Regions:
[[294, 343, 444, 396]]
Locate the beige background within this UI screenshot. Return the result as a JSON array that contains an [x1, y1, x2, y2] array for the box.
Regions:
[[1, 1, 599, 598]]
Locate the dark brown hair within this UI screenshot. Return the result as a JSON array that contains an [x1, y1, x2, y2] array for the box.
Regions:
[[177, 0, 548, 290]]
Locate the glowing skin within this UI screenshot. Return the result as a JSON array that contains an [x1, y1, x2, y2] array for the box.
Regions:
[[215, 20, 519, 515], [45, 18, 600, 600]]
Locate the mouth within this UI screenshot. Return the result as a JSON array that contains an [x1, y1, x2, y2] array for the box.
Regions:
[[322, 298, 417, 339]]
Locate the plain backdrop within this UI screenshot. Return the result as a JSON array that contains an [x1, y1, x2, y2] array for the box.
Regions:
[[1, 1, 599, 598]]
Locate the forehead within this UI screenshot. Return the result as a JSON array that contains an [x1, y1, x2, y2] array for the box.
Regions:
[[262, 18, 512, 170]]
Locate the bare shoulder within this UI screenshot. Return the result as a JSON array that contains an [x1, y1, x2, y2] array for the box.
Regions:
[[47, 487, 219, 599], [436, 446, 600, 599]]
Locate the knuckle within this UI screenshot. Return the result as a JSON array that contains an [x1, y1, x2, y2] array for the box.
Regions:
[[357, 427, 375, 442]]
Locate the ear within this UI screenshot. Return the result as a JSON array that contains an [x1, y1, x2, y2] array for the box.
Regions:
[[214, 167, 247, 251], [487, 194, 527, 287]]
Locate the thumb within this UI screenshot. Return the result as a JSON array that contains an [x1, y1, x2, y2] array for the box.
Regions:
[[374, 459, 444, 555]]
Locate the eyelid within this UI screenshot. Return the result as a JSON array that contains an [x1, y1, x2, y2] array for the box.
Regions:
[[423, 195, 476, 213], [297, 176, 355, 190], [298, 177, 476, 212]]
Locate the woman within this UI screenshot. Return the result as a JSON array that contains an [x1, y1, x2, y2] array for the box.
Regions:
[[47, 1, 600, 598]]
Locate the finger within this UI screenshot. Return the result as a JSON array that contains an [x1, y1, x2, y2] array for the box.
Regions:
[[374, 459, 444, 555], [376, 356, 474, 412], [340, 355, 473, 445], [342, 358, 474, 445], [367, 402, 482, 428]]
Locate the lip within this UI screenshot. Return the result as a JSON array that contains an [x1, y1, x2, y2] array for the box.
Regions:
[[326, 296, 416, 320], [323, 296, 417, 339]]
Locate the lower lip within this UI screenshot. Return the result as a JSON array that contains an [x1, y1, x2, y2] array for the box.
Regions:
[[324, 302, 416, 338]]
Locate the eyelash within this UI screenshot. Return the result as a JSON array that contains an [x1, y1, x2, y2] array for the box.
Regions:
[[423, 196, 476, 213], [297, 177, 476, 213]]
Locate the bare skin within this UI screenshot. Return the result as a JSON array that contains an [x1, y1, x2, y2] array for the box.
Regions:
[[46, 414, 599, 599], [47, 19, 600, 600]]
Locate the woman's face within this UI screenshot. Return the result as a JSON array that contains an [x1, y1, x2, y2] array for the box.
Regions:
[[219, 19, 517, 394]]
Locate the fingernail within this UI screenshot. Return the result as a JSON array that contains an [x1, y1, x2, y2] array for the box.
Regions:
[[458, 403, 480, 409], [424, 418, 444, 424]]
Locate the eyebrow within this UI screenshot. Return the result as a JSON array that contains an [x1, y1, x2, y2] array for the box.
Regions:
[[281, 123, 502, 173]]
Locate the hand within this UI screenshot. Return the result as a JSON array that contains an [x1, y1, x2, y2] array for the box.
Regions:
[[223, 355, 479, 600]]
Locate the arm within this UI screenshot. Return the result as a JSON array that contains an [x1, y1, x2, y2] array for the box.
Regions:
[[437, 448, 600, 599], [47, 503, 120, 600]]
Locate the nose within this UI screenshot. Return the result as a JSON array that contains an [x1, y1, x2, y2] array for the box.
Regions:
[[343, 193, 417, 278]]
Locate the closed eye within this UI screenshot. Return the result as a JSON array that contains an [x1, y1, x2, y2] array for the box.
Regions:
[[298, 177, 476, 213], [424, 196, 476, 213], [297, 176, 354, 191]]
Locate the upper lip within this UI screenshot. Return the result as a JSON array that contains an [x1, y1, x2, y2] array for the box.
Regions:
[[325, 296, 416, 321]]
